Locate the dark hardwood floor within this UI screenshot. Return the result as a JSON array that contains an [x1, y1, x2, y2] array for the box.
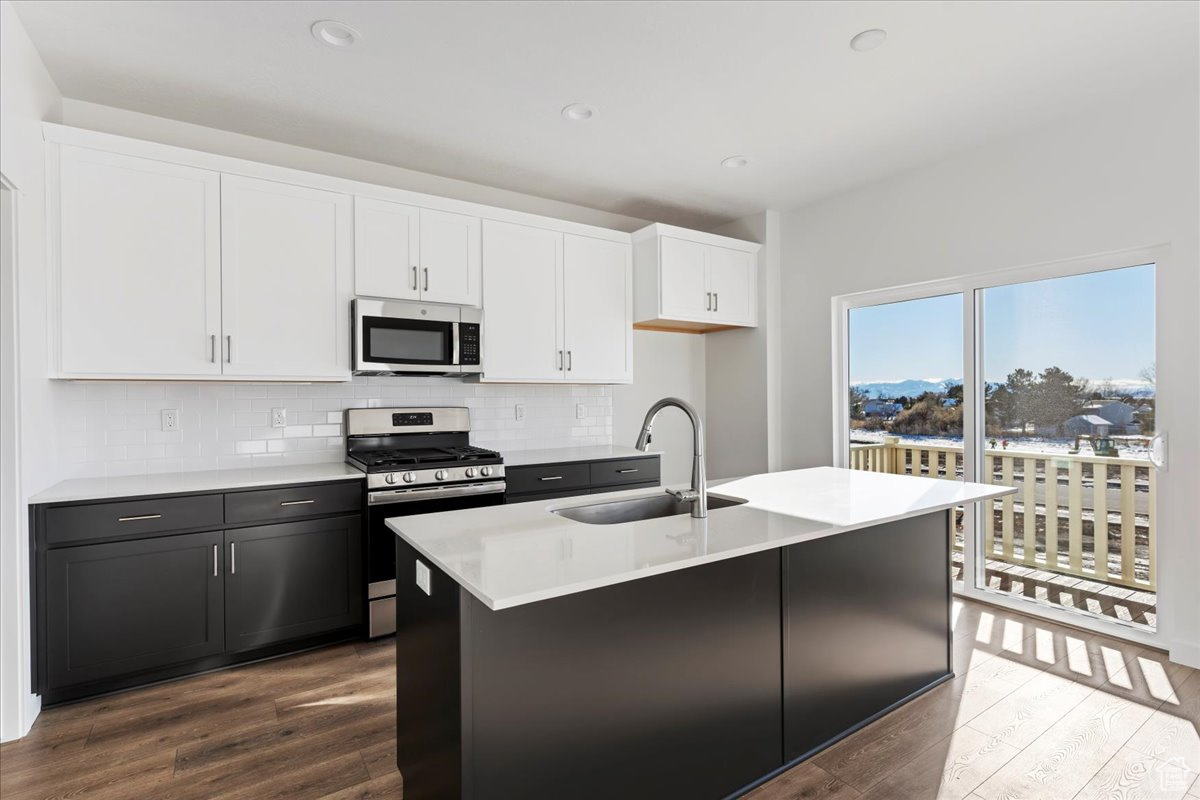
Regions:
[[2, 598, 1197, 799]]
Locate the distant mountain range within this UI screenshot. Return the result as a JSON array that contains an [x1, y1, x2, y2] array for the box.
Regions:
[[851, 379, 961, 398], [852, 378, 1154, 399]]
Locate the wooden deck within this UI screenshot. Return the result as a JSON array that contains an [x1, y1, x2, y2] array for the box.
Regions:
[[2, 597, 1196, 799]]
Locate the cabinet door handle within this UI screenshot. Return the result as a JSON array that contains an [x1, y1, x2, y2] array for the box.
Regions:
[[230, 542, 236, 575], [557, 350, 564, 371], [280, 499, 315, 506], [617, 468, 639, 474], [540, 475, 564, 481], [213, 544, 219, 577], [411, 265, 418, 291], [225, 334, 232, 363], [713, 292, 719, 312], [706, 292, 712, 311], [566, 350, 572, 372], [117, 514, 162, 522], [209, 334, 216, 363], [423, 267, 429, 292]]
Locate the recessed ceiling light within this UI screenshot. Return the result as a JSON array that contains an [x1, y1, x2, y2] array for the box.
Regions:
[[311, 20, 361, 49], [849, 29, 887, 52], [721, 156, 749, 169], [561, 103, 596, 121]]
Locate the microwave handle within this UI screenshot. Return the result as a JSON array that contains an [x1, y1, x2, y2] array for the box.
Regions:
[[451, 322, 460, 365]]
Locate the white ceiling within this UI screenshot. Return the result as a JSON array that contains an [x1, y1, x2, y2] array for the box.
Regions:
[[13, 0, 1198, 228]]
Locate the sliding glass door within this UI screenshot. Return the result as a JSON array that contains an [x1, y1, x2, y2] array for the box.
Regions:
[[978, 264, 1157, 630], [847, 294, 969, 590], [838, 254, 1161, 638]]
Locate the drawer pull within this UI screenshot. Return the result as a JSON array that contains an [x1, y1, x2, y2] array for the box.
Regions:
[[616, 468, 639, 474], [117, 514, 162, 522], [279, 499, 316, 507], [539, 476, 564, 482]]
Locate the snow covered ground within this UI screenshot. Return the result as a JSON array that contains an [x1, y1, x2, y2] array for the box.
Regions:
[[849, 431, 1151, 460]]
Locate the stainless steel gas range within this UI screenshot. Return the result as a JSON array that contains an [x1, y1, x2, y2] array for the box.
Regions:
[[345, 407, 505, 637]]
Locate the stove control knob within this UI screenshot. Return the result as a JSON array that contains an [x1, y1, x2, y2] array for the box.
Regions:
[[402, 472, 416, 483], [465, 467, 478, 478], [480, 466, 493, 477], [384, 473, 397, 485], [435, 470, 448, 481]]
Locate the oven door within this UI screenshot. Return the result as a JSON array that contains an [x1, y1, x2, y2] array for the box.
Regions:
[[365, 481, 506, 637], [354, 299, 460, 374]]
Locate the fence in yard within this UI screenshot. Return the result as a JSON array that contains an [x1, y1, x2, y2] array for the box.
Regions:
[[849, 438, 1155, 591]]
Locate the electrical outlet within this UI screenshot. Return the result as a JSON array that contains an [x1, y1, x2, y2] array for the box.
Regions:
[[160, 408, 179, 432], [514, 404, 525, 422], [415, 560, 432, 596], [271, 408, 287, 428], [576, 403, 586, 420]]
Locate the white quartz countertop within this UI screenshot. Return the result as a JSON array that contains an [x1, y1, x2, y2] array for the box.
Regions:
[[387, 466, 1015, 611], [500, 445, 659, 467], [29, 463, 365, 504]]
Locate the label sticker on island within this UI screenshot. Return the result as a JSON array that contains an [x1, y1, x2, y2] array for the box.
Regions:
[[415, 560, 432, 596]]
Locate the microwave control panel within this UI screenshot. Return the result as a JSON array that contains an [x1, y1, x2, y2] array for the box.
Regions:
[[459, 323, 480, 365]]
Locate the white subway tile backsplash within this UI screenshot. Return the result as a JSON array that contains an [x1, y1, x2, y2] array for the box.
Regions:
[[55, 377, 612, 478]]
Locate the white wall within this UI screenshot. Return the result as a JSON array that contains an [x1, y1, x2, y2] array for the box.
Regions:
[[706, 210, 783, 479], [778, 77, 1200, 664], [0, 0, 61, 741], [613, 331, 706, 485]]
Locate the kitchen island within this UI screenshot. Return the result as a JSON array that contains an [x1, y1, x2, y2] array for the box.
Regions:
[[387, 467, 1014, 800]]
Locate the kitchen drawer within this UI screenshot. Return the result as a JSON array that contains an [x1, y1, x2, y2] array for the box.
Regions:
[[505, 463, 590, 497], [224, 482, 362, 525], [44, 494, 224, 547], [589, 457, 660, 488]]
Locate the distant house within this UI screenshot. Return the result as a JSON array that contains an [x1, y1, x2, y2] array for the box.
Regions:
[[941, 397, 959, 408], [1083, 401, 1138, 433], [1062, 414, 1112, 437], [863, 399, 902, 418]]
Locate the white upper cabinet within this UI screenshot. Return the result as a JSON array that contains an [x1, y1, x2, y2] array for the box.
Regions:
[[354, 197, 420, 301], [706, 244, 755, 326], [633, 223, 760, 332], [418, 208, 480, 306], [220, 176, 351, 379], [354, 198, 480, 306], [481, 221, 632, 384], [563, 234, 632, 383], [55, 146, 222, 378], [480, 220, 563, 382]]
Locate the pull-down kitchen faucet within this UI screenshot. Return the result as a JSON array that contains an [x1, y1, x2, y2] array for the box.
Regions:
[[634, 397, 707, 518]]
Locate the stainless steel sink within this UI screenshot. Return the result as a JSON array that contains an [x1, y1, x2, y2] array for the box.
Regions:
[[552, 492, 747, 525]]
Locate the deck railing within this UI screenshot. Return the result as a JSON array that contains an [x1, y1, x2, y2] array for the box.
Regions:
[[849, 437, 1155, 591]]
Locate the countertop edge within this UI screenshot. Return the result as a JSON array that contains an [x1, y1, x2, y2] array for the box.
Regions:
[[28, 465, 365, 505], [390, 483, 1016, 612]]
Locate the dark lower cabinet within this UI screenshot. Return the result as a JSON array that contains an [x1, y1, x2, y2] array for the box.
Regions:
[[225, 516, 362, 651], [33, 481, 366, 704], [45, 531, 225, 689]]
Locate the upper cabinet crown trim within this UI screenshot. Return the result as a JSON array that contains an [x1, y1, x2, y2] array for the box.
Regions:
[[632, 222, 762, 254], [42, 123, 634, 245]]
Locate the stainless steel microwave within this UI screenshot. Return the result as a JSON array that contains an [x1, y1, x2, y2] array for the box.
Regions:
[[352, 299, 481, 375]]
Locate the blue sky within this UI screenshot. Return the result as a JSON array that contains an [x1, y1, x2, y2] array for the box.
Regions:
[[849, 264, 1155, 385]]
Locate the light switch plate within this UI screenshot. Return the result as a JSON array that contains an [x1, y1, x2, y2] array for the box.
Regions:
[[576, 403, 586, 420], [514, 404, 525, 422], [271, 408, 287, 428], [415, 560, 432, 596], [161, 408, 179, 432]]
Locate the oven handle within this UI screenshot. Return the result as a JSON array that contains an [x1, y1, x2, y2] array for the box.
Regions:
[[368, 481, 507, 505]]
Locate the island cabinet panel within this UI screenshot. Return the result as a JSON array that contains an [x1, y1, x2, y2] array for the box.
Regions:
[[44, 531, 225, 690], [395, 540, 784, 800], [782, 511, 952, 763]]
